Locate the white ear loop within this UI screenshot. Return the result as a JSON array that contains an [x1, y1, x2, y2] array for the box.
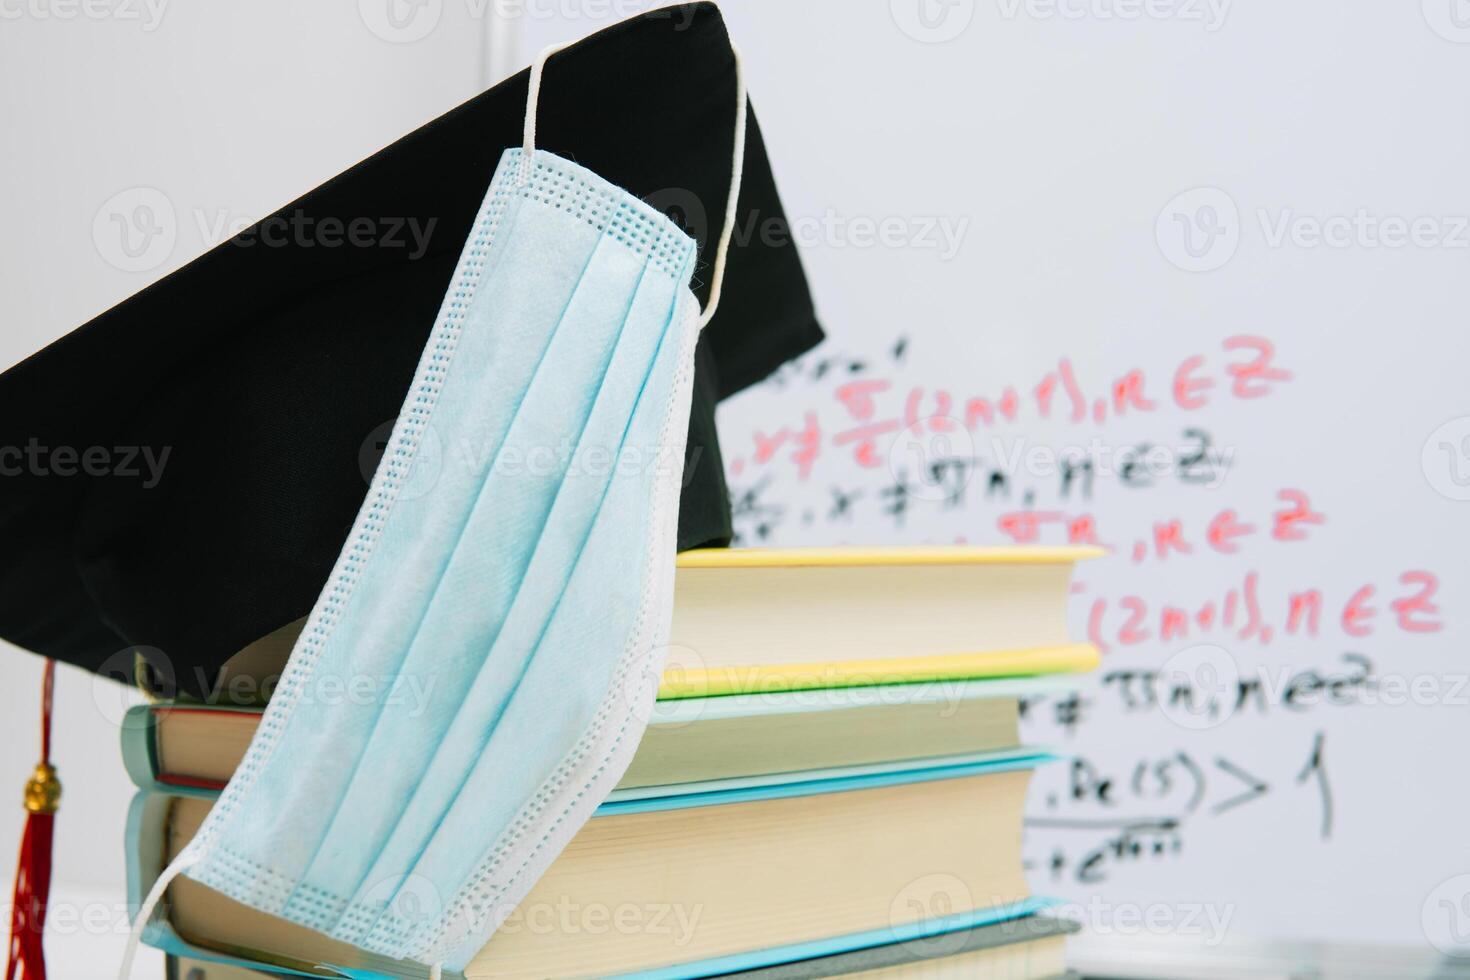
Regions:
[[518, 39, 571, 187], [117, 848, 199, 980], [117, 846, 447, 980], [698, 42, 746, 330], [517, 38, 748, 330]]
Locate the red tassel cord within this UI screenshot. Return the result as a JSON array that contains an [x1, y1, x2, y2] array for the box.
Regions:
[[6, 660, 59, 980]]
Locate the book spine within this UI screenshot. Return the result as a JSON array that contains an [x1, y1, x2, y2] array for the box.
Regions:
[[119, 705, 161, 793], [119, 705, 227, 799]]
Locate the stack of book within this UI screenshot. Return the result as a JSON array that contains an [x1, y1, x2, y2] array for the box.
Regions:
[[124, 546, 1099, 979]]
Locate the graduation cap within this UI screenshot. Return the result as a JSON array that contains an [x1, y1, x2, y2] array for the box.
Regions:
[[0, 3, 821, 699]]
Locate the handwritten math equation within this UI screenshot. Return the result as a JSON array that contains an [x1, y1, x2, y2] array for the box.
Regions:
[[728, 334, 1288, 534], [1024, 732, 1331, 885], [1017, 652, 1390, 736]]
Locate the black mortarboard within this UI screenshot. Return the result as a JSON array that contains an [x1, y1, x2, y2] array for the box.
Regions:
[[0, 3, 821, 697]]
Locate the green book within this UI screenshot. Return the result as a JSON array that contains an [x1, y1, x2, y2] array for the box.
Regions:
[[120, 675, 1078, 798]]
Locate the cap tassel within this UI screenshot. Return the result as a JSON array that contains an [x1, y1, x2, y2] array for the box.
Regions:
[[6, 660, 59, 980]]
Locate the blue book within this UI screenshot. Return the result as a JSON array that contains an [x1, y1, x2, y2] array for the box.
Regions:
[[130, 753, 1058, 980]]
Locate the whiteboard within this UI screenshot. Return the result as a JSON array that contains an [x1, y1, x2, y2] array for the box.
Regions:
[[687, 0, 1470, 963]]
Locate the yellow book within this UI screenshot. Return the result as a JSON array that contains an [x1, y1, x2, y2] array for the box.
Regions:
[[663, 545, 1101, 698]]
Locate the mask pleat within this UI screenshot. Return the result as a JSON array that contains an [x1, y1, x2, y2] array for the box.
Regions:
[[280, 219, 651, 932], [198, 192, 594, 909]]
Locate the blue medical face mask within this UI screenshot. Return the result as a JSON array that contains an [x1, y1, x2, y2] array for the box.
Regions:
[[122, 37, 747, 978]]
